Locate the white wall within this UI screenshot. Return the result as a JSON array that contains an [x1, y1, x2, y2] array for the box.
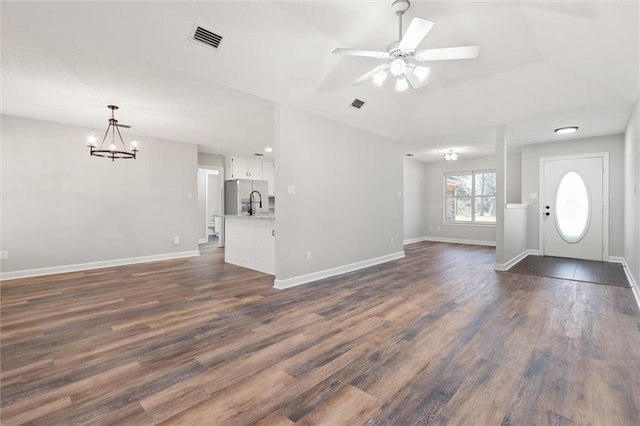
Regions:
[[207, 174, 220, 223], [197, 170, 207, 241], [198, 153, 225, 168], [497, 206, 528, 270], [624, 99, 640, 287], [274, 106, 404, 285], [521, 134, 625, 256], [403, 157, 429, 241], [507, 151, 522, 203], [408, 155, 497, 245], [1, 115, 199, 276]]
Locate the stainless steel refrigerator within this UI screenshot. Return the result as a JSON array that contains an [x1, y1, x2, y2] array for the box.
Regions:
[[224, 179, 269, 216]]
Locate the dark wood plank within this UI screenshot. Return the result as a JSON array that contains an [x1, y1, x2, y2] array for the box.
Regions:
[[1, 241, 639, 425]]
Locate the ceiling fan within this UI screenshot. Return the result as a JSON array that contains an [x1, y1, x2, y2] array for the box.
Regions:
[[333, 0, 480, 91]]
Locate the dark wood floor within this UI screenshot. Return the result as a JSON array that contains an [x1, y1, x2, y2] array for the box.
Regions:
[[2, 242, 639, 425], [510, 255, 630, 288]]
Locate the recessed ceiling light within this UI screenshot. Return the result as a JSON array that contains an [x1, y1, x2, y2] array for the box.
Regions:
[[253, 153, 264, 157], [264, 147, 273, 153], [554, 126, 579, 135], [405, 153, 415, 157]]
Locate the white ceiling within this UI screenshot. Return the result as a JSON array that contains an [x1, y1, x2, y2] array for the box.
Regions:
[[2, 1, 638, 162]]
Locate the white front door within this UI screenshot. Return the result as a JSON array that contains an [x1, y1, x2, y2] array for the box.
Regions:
[[541, 154, 607, 261]]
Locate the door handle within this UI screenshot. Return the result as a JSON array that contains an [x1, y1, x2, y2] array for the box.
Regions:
[[545, 205, 550, 209], [272, 229, 275, 236], [545, 212, 550, 216]]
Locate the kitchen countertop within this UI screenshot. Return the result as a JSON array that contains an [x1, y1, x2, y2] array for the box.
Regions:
[[225, 214, 275, 220]]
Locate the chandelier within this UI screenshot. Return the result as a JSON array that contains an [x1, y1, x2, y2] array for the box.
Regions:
[[86, 105, 138, 161]]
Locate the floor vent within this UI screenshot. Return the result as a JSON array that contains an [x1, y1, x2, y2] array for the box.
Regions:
[[350, 99, 365, 109], [192, 26, 223, 50]]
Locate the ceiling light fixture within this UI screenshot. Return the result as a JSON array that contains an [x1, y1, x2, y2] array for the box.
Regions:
[[413, 65, 430, 82], [444, 150, 459, 161], [395, 76, 409, 92], [86, 105, 138, 161], [390, 58, 407, 76], [373, 70, 388, 86], [554, 126, 579, 135]]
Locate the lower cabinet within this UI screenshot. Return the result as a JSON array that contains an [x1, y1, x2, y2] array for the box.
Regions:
[[224, 218, 275, 275]]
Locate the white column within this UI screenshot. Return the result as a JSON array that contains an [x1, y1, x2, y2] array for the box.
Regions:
[[495, 125, 507, 270]]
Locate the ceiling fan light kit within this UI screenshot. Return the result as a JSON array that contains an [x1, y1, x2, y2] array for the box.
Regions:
[[86, 105, 139, 161], [395, 76, 409, 92], [333, 0, 480, 92]]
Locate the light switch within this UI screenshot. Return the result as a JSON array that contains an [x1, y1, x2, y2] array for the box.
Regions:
[[287, 185, 296, 195], [529, 193, 538, 200]]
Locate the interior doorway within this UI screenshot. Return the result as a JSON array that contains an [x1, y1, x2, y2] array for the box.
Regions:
[[539, 153, 609, 261], [197, 167, 224, 248]]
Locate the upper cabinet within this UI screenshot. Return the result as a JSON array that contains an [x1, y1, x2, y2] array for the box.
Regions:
[[229, 156, 262, 179], [226, 156, 275, 196]]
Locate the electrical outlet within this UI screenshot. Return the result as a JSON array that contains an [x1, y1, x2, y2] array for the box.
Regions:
[[174, 236, 180, 245], [0, 250, 8, 260], [390, 236, 395, 245], [306, 251, 312, 261], [430, 226, 434, 231], [397, 192, 402, 199], [436, 226, 441, 232]]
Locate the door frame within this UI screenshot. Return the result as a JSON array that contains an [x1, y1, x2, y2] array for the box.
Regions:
[[538, 152, 609, 260]]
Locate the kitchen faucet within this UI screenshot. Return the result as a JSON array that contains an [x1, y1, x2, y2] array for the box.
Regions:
[[248, 190, 262, 216]]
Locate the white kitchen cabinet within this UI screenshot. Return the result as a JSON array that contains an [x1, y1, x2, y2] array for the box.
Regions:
[[229, 157, 247, 179], [228, 156, 266, 180], [224, 216, 275, 275], [255, 221, 276, 267], [247, 158, 262, 179]]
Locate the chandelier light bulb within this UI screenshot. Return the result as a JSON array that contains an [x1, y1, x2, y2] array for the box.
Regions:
[[131, 140, 139, 152], [110, 143, 116, 152], [373, 70, 388, 86], [390, 58, 407, 77], [395, 76, 409, 92], [86, 135, 97, 147]]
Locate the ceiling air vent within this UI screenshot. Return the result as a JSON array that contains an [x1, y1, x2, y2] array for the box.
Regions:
[[350, 99, 365, 109], [192, 25, 223, 50]]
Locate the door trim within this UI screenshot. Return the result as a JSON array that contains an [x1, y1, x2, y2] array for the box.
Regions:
[[538, 152, 609, 259]]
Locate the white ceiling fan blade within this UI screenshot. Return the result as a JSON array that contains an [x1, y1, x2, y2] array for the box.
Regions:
[[332, 48, 390, 59], [404, 66, 430, 89], [414, 46, 480, 61], [351, 63, 389, 86], [398, 18, 435, 51]]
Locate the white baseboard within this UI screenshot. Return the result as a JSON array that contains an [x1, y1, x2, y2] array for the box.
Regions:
[[527, 249, 541, 256], [273, 251, 405, 290], [495, 249, 531, 272], [0, 251, 201, 281], [403, 236, 496, 247], [198, 238, 208, 244], [613, 257, 640, 311]]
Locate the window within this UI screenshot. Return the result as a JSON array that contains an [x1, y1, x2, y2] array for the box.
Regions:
[[444, 170, 496, 223]]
